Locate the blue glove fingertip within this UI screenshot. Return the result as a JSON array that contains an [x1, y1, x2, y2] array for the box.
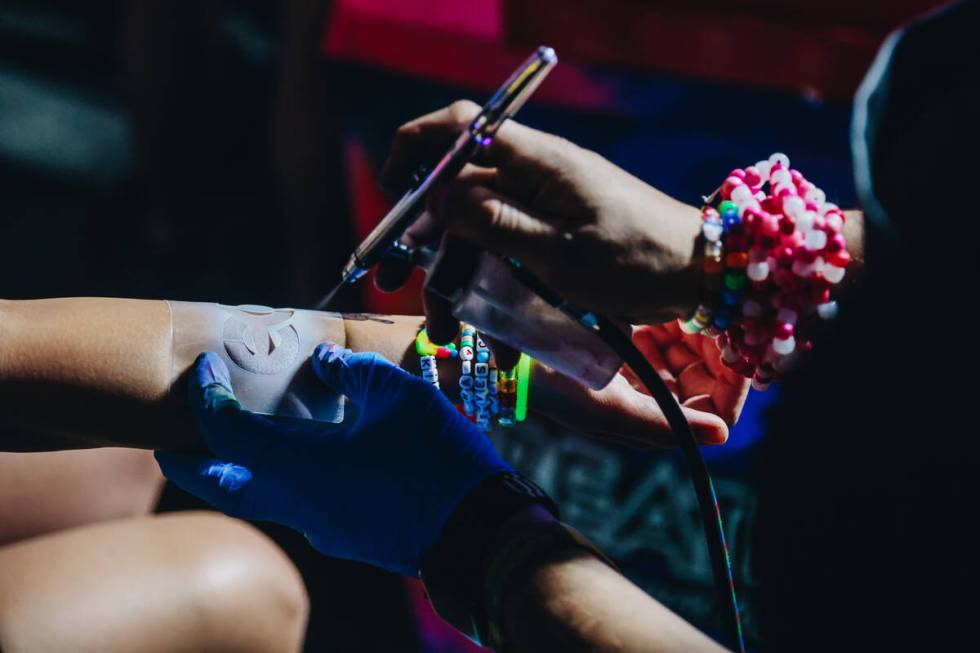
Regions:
[[195, 351, 232, 387], [312, 344, 409, 407], [312, 341, 353, 383], [190, 352, 240, 414]]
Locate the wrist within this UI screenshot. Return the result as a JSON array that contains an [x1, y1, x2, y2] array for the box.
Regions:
[[482, 515, 615, 650], [682, 154, 855, 388], [634, 199, 704, 323], [421, 472, 616, 651], [420, 472, 559, 644], [654, 204, 704, 322], [498, 548, 609, 653], [678, 203, 706, 318], [842, 210, 865, 273]]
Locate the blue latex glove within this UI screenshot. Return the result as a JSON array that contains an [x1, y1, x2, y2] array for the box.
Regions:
[[155, 345, 512, 576]]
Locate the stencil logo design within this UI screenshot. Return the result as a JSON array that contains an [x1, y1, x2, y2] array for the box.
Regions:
[[222, 305, 300, 375]]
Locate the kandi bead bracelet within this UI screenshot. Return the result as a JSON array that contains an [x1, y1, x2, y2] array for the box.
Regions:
[[417, 325, 532, 432], [683, 153, 850, 389], [414, 328, 457, 390]]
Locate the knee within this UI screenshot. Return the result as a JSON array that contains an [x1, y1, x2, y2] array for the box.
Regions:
[[176, 513, 309, 653], [0, 512, 308, 653]]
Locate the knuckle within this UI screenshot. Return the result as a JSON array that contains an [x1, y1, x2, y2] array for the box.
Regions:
[[447, 99, 480, 127], [540, 131, 581, 160], [485, 195, 511, 231], [546, 132, 576, 152]]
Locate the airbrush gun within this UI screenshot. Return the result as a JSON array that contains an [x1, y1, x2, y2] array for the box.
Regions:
[[314, 46, 559, 310], [313, 47, 623, 390]]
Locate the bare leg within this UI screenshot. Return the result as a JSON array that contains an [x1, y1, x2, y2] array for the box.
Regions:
[[0, 449, 164, 546], [0, 512, 308, 653], [0, 445, 302, 652]]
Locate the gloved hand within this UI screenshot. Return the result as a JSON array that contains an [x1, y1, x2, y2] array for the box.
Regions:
[[155, 345, 513, 576]]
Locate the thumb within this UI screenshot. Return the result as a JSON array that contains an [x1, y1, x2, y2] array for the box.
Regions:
[[188, 352, 290, 465], [154, 451, 260, 519], [311, 342, 419, 407], [429, 180, 559, 265]]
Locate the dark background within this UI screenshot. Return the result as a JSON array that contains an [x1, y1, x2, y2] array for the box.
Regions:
[[0, 1, 942, 650]]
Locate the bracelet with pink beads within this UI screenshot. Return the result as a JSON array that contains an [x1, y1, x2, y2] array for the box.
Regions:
[[683, 152, 851, 390]]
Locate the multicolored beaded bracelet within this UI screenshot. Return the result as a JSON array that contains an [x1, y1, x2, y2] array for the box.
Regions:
[[682, 208, 725, 335], [417, 325, 532, 432], [458, 324, 477, 416], [473, 333, 497, 430], [684, 153, 851, 389], [414, 328, 457, 390], [514, 353, 533, 423], [497, 366, 517, 428]]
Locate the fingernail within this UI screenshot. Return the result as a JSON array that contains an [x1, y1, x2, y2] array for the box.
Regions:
[[196, 352, 231, 388], [204, 462, 252, 491], [195, 353, 239, 411], [700, 427, 729, 446]]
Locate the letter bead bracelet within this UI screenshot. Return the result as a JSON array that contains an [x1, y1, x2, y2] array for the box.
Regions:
[[416, 325, 532, 432]]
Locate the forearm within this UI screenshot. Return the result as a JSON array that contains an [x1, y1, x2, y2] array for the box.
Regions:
[[426, 494, 727, 653], [0, 298, 427, 451], [0, 298, 182, 450], [0, 297, 624, 452], [502, 548, 728, 653]]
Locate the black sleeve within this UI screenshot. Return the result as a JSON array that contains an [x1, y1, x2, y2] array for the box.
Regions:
[[755, 2, 980, 650]]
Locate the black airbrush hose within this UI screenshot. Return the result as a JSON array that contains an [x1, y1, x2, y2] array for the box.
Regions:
[[591, 314, 745, 652], [318, 250, 745, 650], [506, 260, 746, 652]]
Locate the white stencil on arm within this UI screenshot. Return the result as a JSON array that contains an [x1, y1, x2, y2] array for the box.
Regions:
[[169, 302, 346, 423]]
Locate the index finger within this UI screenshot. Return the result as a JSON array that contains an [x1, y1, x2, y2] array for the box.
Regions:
[[381, 100, 482, 194], [380, 100, 575, 201]]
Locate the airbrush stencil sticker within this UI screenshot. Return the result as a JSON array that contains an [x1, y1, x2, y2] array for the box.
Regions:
[[169, 301, 345, 423], [222, 305, 300, 375]]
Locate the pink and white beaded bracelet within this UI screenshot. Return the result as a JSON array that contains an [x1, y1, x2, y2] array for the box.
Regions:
[[683, 153, 851, 390]]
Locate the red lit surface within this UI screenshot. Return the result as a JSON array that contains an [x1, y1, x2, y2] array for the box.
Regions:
[[326, 0, 946, 103]]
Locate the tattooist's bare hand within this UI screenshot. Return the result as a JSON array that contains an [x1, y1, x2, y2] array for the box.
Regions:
[[380, 100, 705, 325]]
